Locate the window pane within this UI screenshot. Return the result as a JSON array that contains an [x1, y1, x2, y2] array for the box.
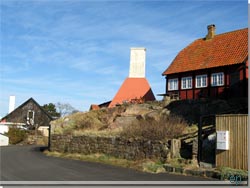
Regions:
[[219, 73, 223, 85], [202, 75, 207, 86], [188, 78, 192, 88], [183, 78, 186, 89], [212, 74, 217, 86], [197, 77, 201, 87]]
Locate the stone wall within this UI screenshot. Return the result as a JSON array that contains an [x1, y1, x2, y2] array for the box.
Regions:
[[50, 134, 170, 161]]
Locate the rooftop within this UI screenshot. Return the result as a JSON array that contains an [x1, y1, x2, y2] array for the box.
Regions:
[[162, 27, 248, 75]]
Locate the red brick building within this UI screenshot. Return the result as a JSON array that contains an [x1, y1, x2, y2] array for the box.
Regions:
[[162, 25, 248, 100]]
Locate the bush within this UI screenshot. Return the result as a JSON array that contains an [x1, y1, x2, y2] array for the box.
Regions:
[[218, 167, 248, 180], [6, 126, 28, 144], [120, 115, 187, 141]]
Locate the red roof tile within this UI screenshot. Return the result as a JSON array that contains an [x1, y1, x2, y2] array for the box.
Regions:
[[108, 78, 155, 108], [162, 28, 248, 75]]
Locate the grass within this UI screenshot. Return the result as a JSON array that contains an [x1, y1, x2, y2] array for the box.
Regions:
[[44, 150, 249, 179], [120, 115, 187, 141], [216, 167, 248, 180], [44, 150, 166, 173]]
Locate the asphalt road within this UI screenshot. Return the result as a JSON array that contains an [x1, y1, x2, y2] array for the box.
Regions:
[[1, 145, 212, 182]]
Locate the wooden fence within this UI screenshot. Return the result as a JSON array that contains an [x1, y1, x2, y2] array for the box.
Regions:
[[216, 114, 248, 170]]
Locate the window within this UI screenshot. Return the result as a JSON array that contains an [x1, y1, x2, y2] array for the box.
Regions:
[[168, 78, 178, 91], [211, 72, 224, 86], [181, 77, 192, 89], [27, 110, 35, 126], [196, 75, 207, 88]]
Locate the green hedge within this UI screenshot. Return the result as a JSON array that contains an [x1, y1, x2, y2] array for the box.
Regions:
[[6, 127, 28, 144]]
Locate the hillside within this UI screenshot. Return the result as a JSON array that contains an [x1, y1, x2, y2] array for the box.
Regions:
[[51, 98, 248, 140]]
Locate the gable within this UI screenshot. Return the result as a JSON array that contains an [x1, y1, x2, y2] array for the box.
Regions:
[[162, 28, 248, 75], [1, 98, 52, 127]]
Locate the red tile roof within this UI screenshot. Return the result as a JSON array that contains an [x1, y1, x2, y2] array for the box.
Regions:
[[162, 28, 248, 75], [108, 78, 155, 108], [89, 104, 100, 111]]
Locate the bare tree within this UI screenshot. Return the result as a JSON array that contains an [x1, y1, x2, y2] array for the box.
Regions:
[[56, 102, 79, 117]]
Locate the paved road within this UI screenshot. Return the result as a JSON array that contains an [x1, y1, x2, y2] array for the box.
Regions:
[[1, 145, 212, 182]]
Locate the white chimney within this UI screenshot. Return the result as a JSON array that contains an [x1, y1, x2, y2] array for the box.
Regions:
[[9, 96, 15, 113], [129, 47, 146, 78]]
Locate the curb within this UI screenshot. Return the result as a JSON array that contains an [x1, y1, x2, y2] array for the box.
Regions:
[[163, 164, 221, 180]]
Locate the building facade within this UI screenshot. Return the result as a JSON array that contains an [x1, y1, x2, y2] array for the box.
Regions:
[[1, 98, 52, 129], [162, 25, 248, 100]]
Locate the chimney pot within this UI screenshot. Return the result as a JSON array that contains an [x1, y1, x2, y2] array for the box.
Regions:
[[206, 24, 216, 40]]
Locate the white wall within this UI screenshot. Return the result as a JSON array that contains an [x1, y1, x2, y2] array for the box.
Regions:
[[129, 48, 146, 78], [38, 126, 49, 137], [0, 134, 9, 146], [0, 125, 9, 134]]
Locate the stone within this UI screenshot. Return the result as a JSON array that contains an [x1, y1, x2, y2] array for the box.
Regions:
[[171, 139, 181, 158], [50, 134, 170, 161], [174, 167, 184, 174], [163, 164, 174, 172]]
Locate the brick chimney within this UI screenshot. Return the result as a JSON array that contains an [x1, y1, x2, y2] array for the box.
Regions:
[[206, 24, 216, 40]]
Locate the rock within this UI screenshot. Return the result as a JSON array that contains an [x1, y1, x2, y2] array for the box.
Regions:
[[111, 116, 137, 128], [163, 164, 174, 172], [156, 167, 166, 173], [144, 111, 161, 121]]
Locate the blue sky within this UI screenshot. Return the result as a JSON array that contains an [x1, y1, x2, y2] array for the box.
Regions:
[[0, 0, 247, 117]]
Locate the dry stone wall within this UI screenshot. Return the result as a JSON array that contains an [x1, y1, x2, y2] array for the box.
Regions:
[[50, 134, 170, 161]]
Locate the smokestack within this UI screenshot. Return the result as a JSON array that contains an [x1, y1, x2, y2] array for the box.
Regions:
[[129, 47, 146, 78], [9, 96, 15, 113], [206, 24, 216, 40]]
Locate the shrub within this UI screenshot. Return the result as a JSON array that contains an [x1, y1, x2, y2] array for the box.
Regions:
[[218, 167, 248, 180], [120, 115, 187, 141], [6, 126, 28, 144]]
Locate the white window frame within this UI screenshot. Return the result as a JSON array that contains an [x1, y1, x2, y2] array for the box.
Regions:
[[168, 78, 178, 91], [211, 72, 224, 86], [181, 77, 192, 89], [196, 74, 207, 88], [27, 110, 35, 126]]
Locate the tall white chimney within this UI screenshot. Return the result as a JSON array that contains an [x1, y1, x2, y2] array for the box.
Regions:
[[9, 95, 15, 113], [129, 48, 146, 78]]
